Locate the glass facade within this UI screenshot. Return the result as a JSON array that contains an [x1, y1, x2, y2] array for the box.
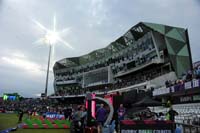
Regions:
[[53, 22, 192, 95]]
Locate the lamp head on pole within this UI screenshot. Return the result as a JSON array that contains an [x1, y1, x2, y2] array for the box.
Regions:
[[33, 15, 74, 49], [44, 31, 59, 45]]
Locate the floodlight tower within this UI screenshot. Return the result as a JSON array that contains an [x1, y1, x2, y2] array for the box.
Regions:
[[44, 44, 51, 97], [44, 30, 60, 97], [34, 16, 73, 97]]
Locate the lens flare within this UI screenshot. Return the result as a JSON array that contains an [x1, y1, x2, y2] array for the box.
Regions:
[[33, 15, 74, 49]]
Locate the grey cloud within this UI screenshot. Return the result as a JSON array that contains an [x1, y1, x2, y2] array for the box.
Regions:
[[0, 0, 199, 97]]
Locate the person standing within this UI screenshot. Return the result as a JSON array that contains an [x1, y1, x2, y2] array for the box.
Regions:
[[167, 107, 178, 122], [96, 104, 107, 133], [117, 104, 126, 121], [73, 106, 84, 133], [18, 109, 24, 123], [64, 107, 69, 120]]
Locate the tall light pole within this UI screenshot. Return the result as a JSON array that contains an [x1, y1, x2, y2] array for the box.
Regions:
[[33, 16, 73, 97], [45, 42, 52, 97], [43, 31, 59, 97]]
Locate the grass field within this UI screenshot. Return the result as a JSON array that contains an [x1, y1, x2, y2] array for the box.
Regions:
[[0, 113, 70, 133]]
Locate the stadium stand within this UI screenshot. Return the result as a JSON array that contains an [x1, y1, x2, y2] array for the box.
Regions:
[[53, 22, 192, 97]]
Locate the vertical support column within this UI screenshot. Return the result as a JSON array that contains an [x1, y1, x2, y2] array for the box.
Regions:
[[86, 93, 92, 127], [185, 29, 193, 72], [82, 73, 85, 88], [151, 31, 161, 61], [91, 93, 96, 118], [108, 66, 111, 83], [108, 66, 114, 83]]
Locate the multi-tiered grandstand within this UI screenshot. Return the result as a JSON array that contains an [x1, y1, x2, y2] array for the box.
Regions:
[[53, 22, 192, 97]]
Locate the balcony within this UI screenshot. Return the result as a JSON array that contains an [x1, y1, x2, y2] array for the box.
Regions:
[[85, 80, 108, 88], [56, 79, 77, 85], [114, 58, 164, 78], [153, 79, 200, 96]]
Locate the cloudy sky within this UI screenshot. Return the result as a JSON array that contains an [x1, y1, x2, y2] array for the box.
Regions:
[[0, 0, 199, 97]]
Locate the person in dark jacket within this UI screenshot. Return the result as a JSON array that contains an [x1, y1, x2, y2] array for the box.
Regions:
[[18, 109, 24, 123], [168, 107, 178, 122], [117, 104, 126, 121], [72, 106, 86, 133]]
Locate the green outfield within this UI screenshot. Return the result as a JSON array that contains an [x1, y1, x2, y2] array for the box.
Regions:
[[0, 113, 70, 133]]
